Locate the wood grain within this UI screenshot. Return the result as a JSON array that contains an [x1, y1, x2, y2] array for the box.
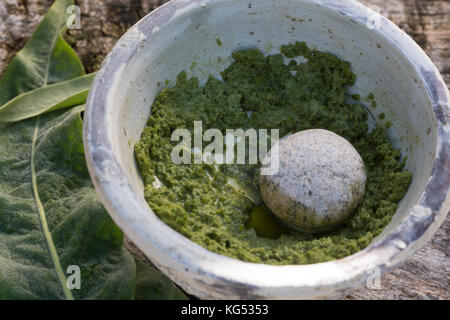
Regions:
[[0, 0, 448, 299]]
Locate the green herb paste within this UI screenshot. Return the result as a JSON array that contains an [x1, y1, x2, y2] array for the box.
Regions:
[[135, 42, 412, 265]]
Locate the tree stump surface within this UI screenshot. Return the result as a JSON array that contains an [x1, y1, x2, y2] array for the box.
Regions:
[[0, 0, 448, 300]]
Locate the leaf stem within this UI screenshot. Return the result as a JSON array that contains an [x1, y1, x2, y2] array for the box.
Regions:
[[31, 116, 74, 300]]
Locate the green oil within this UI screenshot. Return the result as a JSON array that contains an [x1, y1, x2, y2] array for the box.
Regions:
[[245, 205, 289, 239]]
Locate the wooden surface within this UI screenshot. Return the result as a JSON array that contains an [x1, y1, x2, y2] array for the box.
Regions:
[[0, 0, 448, 300]]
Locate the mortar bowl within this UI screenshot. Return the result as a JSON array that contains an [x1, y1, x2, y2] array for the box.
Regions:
[[83, 0, 449, 299]]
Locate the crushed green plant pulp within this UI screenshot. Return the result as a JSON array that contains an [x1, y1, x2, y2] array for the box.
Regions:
[[135, 42, 412, 265]]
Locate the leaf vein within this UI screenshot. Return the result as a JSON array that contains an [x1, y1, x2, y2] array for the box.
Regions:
[[31, 116, 74, 300]]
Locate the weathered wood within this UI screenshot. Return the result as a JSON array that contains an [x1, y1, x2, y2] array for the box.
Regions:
[[0, 0, 448, 299]]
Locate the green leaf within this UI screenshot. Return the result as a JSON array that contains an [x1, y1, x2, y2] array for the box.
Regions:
[[0, 73, 95, 122], [0, 0, 187, 300], [0, 106, 136, 299], [134, 259, 188, 300], [0, 0, 84, 105]]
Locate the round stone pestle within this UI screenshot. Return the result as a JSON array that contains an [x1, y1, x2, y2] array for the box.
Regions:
[[259, 129, 366, 233]]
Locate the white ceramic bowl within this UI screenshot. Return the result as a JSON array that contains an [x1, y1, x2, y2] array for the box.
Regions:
[[84, 0, 449, 299]]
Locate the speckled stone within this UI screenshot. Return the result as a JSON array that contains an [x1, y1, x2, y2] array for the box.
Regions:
[[260, 129, 366, 233]]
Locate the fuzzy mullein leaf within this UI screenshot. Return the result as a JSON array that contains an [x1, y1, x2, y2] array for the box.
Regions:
[[0, 0, 187, 300], [134, 259, 188, 300], [0, 0, 84, 106], [0, 106, 136, 299], [0, 73, 95, 122]]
